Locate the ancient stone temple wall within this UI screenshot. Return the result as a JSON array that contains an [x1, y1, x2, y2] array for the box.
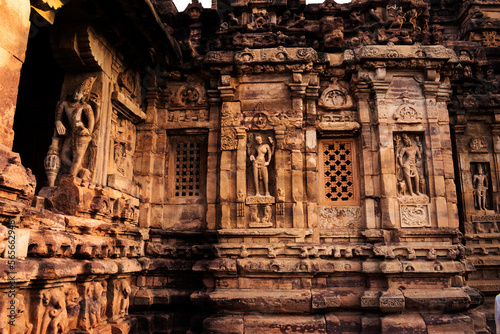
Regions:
[[0, 0, 499, 333], [448, 0, 500, 326]]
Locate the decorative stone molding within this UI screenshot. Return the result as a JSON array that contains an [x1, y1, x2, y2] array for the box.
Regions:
[[246, 196, 275, 205], [357, 44, 458, 62]]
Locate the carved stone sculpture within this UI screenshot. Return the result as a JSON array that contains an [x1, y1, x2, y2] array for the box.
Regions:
[[64, 285, 80, 330], [247, 134, 275, 197], [107, 279, 131, 320], [396, 133, 423, 196], [38, 288, 69, 334], [473, 164, 489, 211], [45, 77, 99, 185], [261, 204, 272, 225], [79, 281, 105, 329], [0, 293, 33, 334], [250, 205, 260, 224]]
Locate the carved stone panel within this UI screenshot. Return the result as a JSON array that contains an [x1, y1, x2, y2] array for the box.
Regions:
[[318, 78, 353, 110], [469, 137, 488, 153], [109, 112, 136, 180], [248, 204, 274, 228], [221, 127, 238, 151], [107, 278, 131, 321], [33, 287, 70, 334], [400, 204, 431, 227], [393, 92, 423, 123], [319, 206, 362, 229]]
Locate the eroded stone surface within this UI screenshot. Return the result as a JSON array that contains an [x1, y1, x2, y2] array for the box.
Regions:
[[0, 0, 498, 333]]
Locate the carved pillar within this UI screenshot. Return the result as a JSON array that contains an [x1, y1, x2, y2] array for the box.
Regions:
[[423, 80, 451, 228], [353, 80, 378, 229], [305, 74, 320, 234], [291, 149, 305, 228], [305, 73, 320, 123], [218, 74, 236, 229], [288, 71, 308, 115], [236, 128, 246, 228], [288, 71, 307, 228], [437, 84, 459, 228], [305, 129, 318, 231], [206, 87, 221, 230], [491, 125, 500, 212], [274, 128, 286, 228], [371, 79, 395, 228], [136, 82, 160, 228]]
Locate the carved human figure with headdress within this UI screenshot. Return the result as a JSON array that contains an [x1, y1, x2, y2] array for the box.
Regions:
[[45, 77, 99, 185], [473, 164, 488, 211], [398, 134, 423, 196], [248, 134, 275, 196]]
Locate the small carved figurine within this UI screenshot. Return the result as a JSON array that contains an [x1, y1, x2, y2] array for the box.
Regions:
[[261, 204, 272, 225]]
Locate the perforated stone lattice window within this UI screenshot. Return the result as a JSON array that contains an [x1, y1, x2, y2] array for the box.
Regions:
[[321, 139, 356, 204], [174, 142, 201, 197]]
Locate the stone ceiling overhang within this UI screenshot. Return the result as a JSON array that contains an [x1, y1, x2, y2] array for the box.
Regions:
[[49, 0, 181, 71]]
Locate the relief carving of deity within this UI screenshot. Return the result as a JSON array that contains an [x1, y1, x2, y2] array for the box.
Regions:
[[395, 133, 425, 197], [247, 134, 275, 197], [473, 164, 489, 211], [45, 77, 100, 186]]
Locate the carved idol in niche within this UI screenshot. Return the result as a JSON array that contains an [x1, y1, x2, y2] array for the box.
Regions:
[[247, 134, 275, 197], [395, 133, 424, 196], [473, 164, 489, 211], [45, 77, 100, 186]]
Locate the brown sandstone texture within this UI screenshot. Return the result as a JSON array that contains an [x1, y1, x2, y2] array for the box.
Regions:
[[0, 0, 499, 333]]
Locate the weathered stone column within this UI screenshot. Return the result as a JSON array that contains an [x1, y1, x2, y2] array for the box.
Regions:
[[0, 0, 37, 208], [288, 71, 307, 228], [0, 0, 30, 149], [370, 77, 395, 228], [218, 74, 236, 229]]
